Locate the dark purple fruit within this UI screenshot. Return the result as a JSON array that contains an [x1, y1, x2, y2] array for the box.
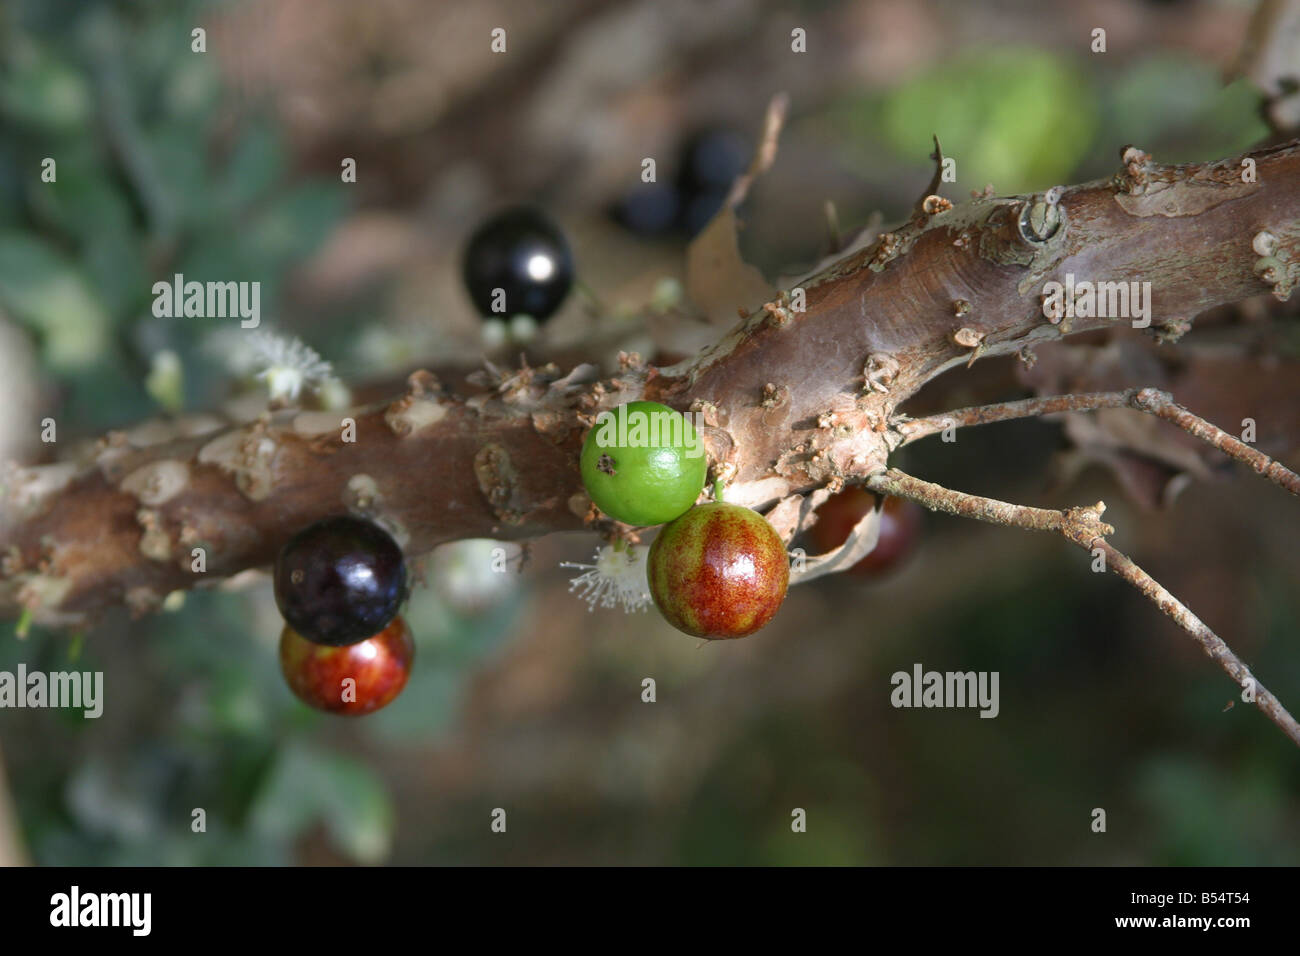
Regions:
[[613, 182, 682, 237], [462, 206, 574, 321], [676, 128, 749, 195], [675, 129, 748, 236], [279, 616, 415, 715], [273, 515, 408, 646]]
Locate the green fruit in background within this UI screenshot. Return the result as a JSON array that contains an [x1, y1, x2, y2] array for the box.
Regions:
[[648, 502, 789, 639], [580, 400, 707, 526]]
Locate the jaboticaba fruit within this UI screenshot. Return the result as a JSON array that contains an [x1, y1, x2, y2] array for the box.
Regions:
[[462, 206, 574, 322], [676, 127, 750, 195], [808, 487, 922, 578], [273, 515, 408, 646], [279, 616, 415, 716], [580, 400, 708, 527], [675, 127, 749, 236], [612, 181, 681, 237], [648, 502, 789, 639]]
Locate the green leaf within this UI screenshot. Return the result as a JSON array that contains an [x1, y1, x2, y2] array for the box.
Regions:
[[216, 121, 286, 214], [22, 152, 149, 315], [0, 41, 92, 132], [141, 125, 210, 230], [65, 758, 159, 843], [25, 148, 133, 241], [316, 752, 395, 864], [246, 182, 347, 265], [249, 743, 394, 864], [158, 48, 221, 123], [0, 232, 110, 369]]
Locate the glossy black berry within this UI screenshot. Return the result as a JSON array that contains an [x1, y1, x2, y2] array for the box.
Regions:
[[612, 181, 681, 237], [676, 129, 749, 196], [462, 206, 574, 322], [273, 515, 408, 647]]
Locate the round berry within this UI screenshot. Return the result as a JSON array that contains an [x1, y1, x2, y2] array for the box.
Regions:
[[675, 129, 748, 237], [273, 515, 408, 646], [580, 400, 708, 527], [462, 206, 574, 322], [279, 616, 415, 716], [808, 487, 922, 578], [676, 128, 749, 195], [648, 502, 789, 639], [612, 182, 682, 237]]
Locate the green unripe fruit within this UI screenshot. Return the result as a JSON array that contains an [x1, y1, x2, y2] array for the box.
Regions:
[[648, 502, 789, 639], [580, 400, 708, 527]]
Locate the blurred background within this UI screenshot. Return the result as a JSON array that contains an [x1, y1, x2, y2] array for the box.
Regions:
[[1, 0, 1298, 865]]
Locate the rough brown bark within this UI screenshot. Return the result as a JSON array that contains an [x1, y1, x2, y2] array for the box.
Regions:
[[2, 139, 1298, 629]]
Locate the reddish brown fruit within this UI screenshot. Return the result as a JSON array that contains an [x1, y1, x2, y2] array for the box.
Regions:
[[809, 487, 922, 577], [648, 502, 789, 639], [279, 616, 415, 715]]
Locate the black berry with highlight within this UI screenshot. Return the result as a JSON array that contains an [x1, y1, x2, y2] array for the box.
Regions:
[[273, 515, 408, 646], [463, 206, 574, 321]]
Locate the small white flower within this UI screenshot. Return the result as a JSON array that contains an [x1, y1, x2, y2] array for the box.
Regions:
[[251, 333, 335, 402], [208, 330, 337, 403], [561, 543, 653, 613]]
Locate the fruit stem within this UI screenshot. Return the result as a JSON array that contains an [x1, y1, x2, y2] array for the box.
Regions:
[[713, 479, 726, 503]]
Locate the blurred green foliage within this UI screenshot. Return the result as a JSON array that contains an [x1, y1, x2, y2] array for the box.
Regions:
[[0, 0, 345, 426], [820, 48, 1267, 199], [881, 50, 1100, 191], [0, 0, 525, 865]]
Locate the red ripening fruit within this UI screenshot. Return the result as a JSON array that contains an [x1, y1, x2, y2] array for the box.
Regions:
[[279, 616, 415, 716], [808, 487, 922, 578], [648, 502, 790, 639]]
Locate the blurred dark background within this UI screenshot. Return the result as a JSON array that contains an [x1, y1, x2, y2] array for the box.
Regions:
[[0, 0, 1297, 865]]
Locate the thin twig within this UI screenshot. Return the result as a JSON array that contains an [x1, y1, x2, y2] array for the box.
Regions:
[[724, 92, 789, 209], [1131, 388, 1300, 496], [894, 391, 1131, 442], [864, 468, 1114, 539], [1087, 539, 1300, 747], [911, 134, 946, 218], [895, 388, 1300, 497], [866, 467, 1300, 748]]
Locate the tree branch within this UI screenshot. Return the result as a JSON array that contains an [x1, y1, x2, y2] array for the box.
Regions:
[[894, 388, 1300, 497], [3, 139, 1299, 628], [863, 468, 1114, 540], [865, 468, 1300, 748], [1089, 539, 1300, 748]]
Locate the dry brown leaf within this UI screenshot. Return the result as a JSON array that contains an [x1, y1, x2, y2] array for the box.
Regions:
[[684, 205, 777, 326]]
